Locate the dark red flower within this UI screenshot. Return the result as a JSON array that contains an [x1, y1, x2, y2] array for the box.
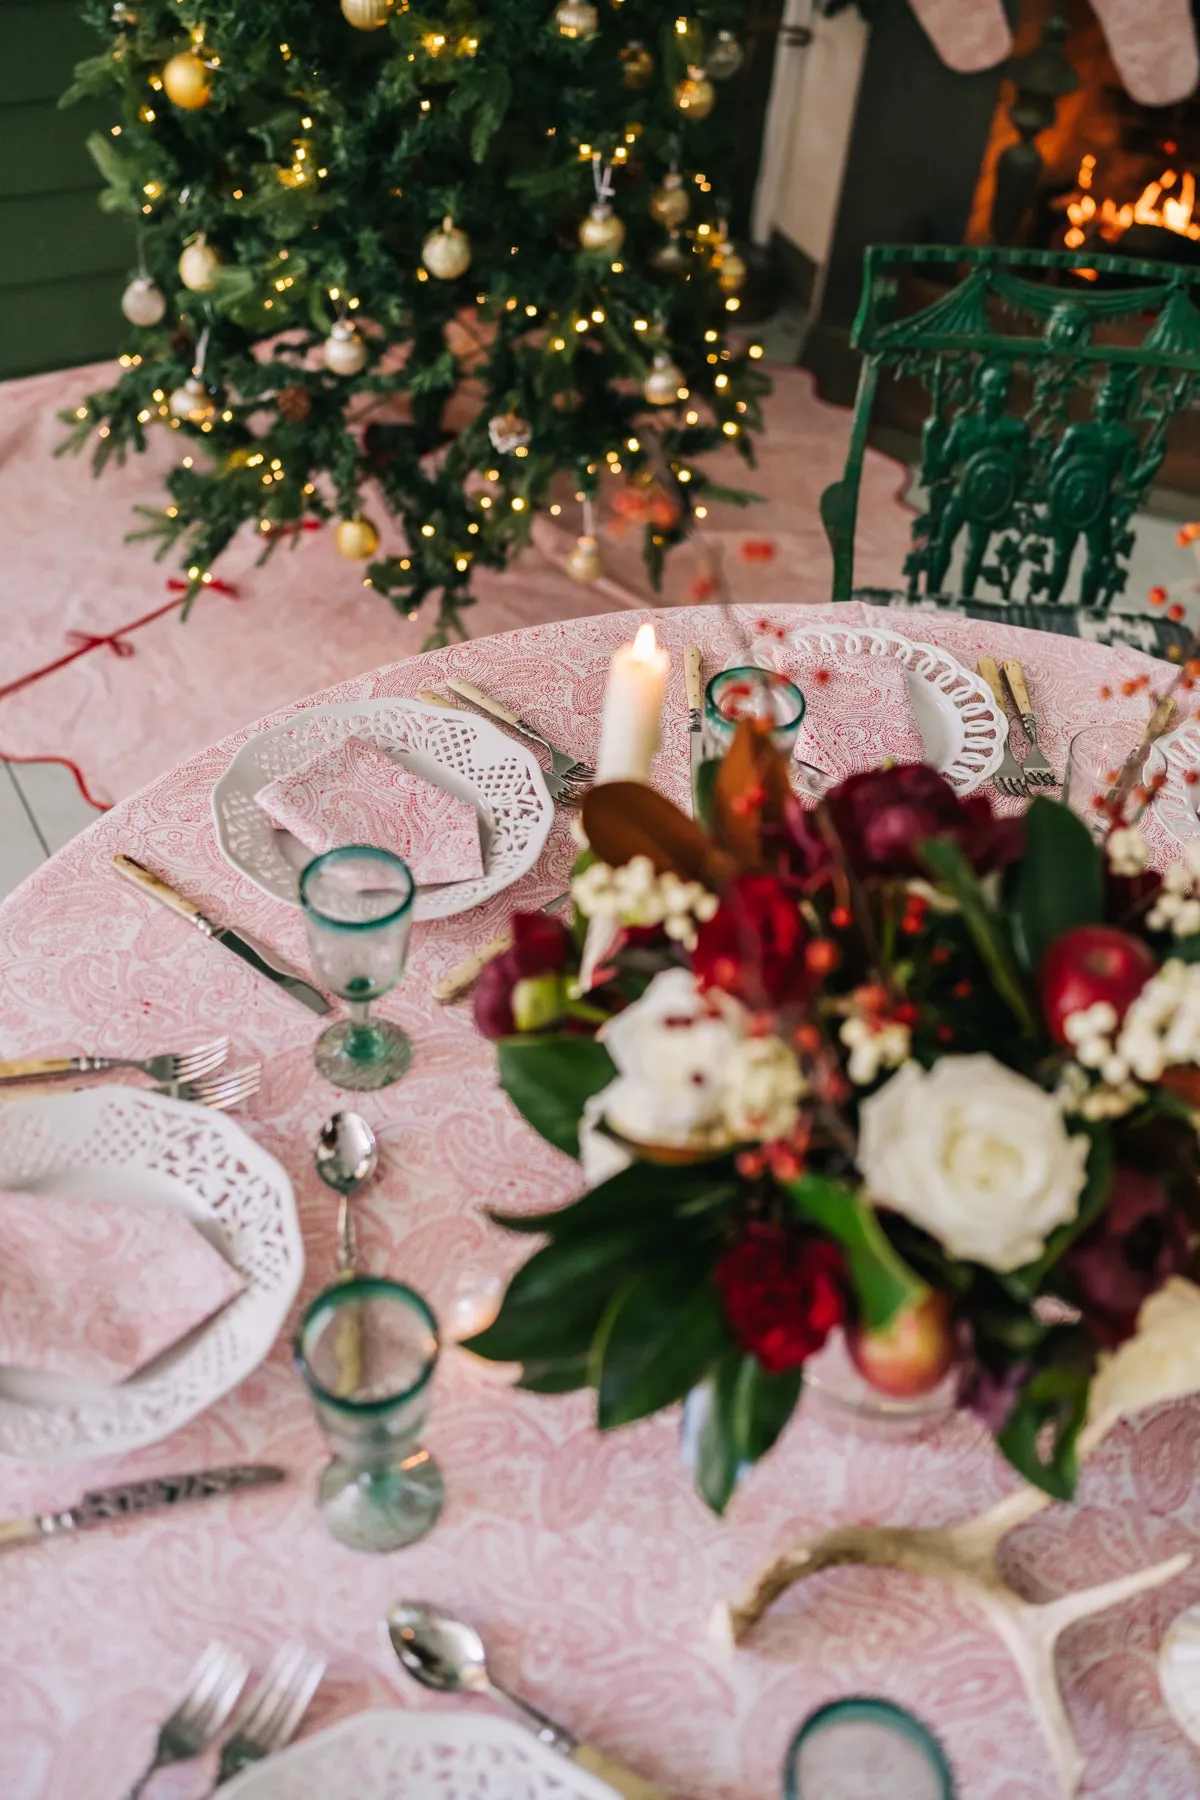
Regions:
[[692, 874, 811, 1008], [787, 763, 1024, 881], [715, 1221, 847, 1374], [1063, 1168, 1191, 1347], [473, 912, 573, 1040]]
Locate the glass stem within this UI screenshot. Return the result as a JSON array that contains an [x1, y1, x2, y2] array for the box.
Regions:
[[344, 999, 380, 1060]]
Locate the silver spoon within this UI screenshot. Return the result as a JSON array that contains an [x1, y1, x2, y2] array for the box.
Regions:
[[314, 1111, 378, 1276], [385, 1602, 576, 1754]]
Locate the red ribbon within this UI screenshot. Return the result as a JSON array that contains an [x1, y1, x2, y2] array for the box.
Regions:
[[166, 577, 241, 598], [64, 629, 135, 659]]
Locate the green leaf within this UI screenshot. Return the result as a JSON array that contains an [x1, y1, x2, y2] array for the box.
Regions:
[[1008, 798, 1103, 971], [783, 1174, 926, 1330], [490, 1156, 737, 1240], [517, 1352, 591, 1394], [1001, 1126, 1114, 1299], [1169, 934, 1200, 964], [918, 837, 1038, 1037], [690, 1350, 804, 1514], [496, 1035, 616, 1158], [463, 1227, 646, 1363], [693, 755, 721, 832], [595, 1262, 727, 1429], [996, 1364, 1090, 1501]]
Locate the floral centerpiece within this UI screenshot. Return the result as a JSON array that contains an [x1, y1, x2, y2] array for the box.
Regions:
[[465, 718, 1200, 1514]]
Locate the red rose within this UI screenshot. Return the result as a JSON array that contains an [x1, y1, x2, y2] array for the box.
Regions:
[[715, 1220, 847, 1374], [1063, 1168, 1191, 1347], [788, 763, 1024, 881], [692, 874, 811, 1008], [473, 912, 573, 1040]]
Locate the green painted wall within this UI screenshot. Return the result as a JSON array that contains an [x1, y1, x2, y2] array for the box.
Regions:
[[0, 2, 130, 379]]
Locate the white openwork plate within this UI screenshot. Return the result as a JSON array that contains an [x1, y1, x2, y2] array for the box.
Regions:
[[1145, 721, 1200, 849], [212, 698, 555, 919], [758, 624, 1005, 794], [224, 1711, 620, 1800], [0, 1087, 301, 1464]]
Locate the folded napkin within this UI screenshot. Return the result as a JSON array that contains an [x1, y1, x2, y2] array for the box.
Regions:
[[256, 737, 484, 886], [794, 652, 925, 780], [0, 1189, 244, 1384]]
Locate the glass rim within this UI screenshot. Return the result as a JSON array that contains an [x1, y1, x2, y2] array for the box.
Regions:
[[782, 1697, 955, 1800], [294, 1276, 439, 1416], [705, 665, 806, 735], [299, 845, 415, 933]]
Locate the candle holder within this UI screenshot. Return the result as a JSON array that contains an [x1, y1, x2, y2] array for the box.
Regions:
[[705, 666, 805, 755]]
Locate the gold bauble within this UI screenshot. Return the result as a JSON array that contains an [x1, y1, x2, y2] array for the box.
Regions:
[[565, 533, 603, 583], [553, 0, 598, 39], [162, 50, 212, 110], [717, 247, 747, 293], [487, 410, 532, 453], [674, 70, 715, 120], [341, 0, 393, 27], [322, 320, 368, 375], [335, 516, 380, 559], [578, 202, 625, 254], [649, 173, 689, 229], [621, 40, 654, 88], [422, 217, 471, 280], [651, 234, 686, 273], [178, 235, 222, 292], [121, 274, 167, 326], [169, 375, 216, 423], [643, 351, 684, 407], [706, 29, 745, 80]]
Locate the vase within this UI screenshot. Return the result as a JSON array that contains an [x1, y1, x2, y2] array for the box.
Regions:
[[800, 1330, 961, 1440]]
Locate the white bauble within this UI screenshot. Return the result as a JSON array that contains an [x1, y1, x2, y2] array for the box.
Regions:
[[122, 274, 167, 326], [322, 320, 367, 375], [178, 236, 222, 292], [422, 219, 471, 280], [169, 375, 216, 423]]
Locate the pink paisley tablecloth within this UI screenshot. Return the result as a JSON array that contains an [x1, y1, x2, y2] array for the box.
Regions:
[[1, 602, 1198, 1800]]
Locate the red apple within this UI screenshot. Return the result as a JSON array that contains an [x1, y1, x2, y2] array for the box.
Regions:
[[1039, 925, 1156, 1047], [848, 1291, 956, 1398]]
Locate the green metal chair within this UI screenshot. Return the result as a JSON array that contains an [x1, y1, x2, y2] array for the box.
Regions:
[[822, 244, 1200, 657]]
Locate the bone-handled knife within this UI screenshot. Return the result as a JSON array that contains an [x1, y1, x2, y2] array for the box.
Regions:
[[113, 855, 330, 1014], [0, 1464, 284, 1552]]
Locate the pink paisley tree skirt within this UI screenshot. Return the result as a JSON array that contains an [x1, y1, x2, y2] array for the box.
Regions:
[[0, 361, 912, 807]]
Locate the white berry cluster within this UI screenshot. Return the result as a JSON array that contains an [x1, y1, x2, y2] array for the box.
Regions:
[[1106, 826, 1150, 879], [840, 1011, 911, 1086], [1147, 842, 1200, 938], [572, 855, 718, 950], [1056, 1059, 1145, 1122], [1119, 960, 1200, 1080]]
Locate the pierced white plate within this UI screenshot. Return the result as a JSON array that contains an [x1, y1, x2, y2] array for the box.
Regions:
[[0, 1087, 301, 1464], [223, 1711, 621, 1800], [757, 624, 1005, 794], [1145, 721, 1200, 849], [212, 698, 555, 919]]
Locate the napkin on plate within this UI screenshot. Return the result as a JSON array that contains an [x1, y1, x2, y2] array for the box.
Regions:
[[0, 1189, 244, 1384], [794, 653, 925, 780], [256, 737, 484, 886]]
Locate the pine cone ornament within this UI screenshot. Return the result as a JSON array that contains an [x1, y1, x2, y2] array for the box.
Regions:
[[277, 384, 313, 423]]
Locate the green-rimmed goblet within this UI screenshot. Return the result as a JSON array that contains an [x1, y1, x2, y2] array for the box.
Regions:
[[295, 1276, 443, 1553], [783, 1697, 955, 1800], [300, 845, 414, 1091]]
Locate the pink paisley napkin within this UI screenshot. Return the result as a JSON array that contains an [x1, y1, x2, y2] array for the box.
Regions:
[[256, 737, 484, 885], [0, 1189, 244, 1384], [794, 652, 924, 781]]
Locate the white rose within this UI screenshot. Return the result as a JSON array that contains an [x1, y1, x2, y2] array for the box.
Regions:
[[722, 1035, 806, 1142], [593, 967, 743, 1151], [1088, 1278, 1200, 1437], [857, 1055, 1089, 1272]]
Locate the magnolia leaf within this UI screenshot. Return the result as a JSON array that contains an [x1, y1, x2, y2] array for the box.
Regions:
[[996, 1364, 1090, 1501], [463, 1226, 646, 1364], [918, 837, 1037, 1038], [581, 782, 733, 888], [489, 1158, 738, 1240], [709, 719, 792, 871], [496, 1036, 615, 1158], [690, 1350, 803, 1514], [594, 1261, 727, 1428], [783, 1173, 926, 1330], [1008, 798, 1103, 971]]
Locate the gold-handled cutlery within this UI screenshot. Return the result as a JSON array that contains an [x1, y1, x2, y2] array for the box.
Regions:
[[0, 1037, 230, 1090], [426, 678, 594, 802], [1002, 658, 1055, 787], [207, 1643, 327, 1791], [121, 1642, 250, 1800], [977, 656, 1029, 800]]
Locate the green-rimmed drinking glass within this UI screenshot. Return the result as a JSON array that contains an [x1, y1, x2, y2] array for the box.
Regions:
[[705, 665, 806, 754], [295, 1276, 443, 1553], [300, 845, 415, 1091], [783, 1697, 955, 1800]]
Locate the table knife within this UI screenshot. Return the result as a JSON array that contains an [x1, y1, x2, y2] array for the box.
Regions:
[[0, 1463, 284, 1552], [684, 644, 704, 818], [112, 856, 330, 1015]]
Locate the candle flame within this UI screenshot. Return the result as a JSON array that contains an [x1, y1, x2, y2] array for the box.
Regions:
[[631, 622, 658, 662]]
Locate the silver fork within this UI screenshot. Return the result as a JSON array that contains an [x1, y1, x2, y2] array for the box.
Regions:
[[122, 1641, 249, 1800], [1003, 658, 1056, 787], [161, 1064, 263, 1111], [0, 1036, 230, 1089], [208, 1643, 327, 1789], [978, 656, 1029, 800], [442, 678, 595, 798]]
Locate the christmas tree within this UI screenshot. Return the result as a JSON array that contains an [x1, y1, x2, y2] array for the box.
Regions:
[[59, 0, 769, 643]]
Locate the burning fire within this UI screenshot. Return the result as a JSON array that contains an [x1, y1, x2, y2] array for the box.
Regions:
[[1064, 151, 1200, 246]]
